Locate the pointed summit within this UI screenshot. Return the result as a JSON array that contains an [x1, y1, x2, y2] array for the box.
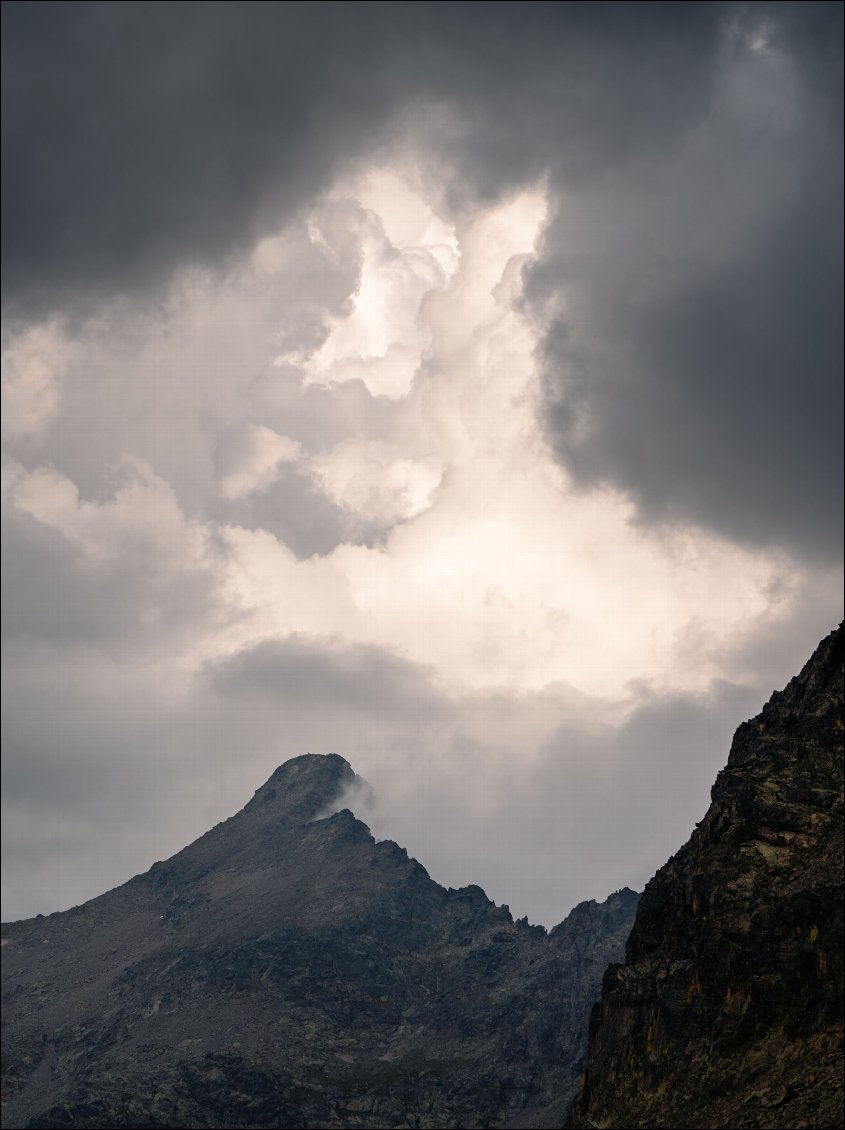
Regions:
[[246, 752, 357, 822], [1, 748, 637, 1130], [139, 753, 365, 891]]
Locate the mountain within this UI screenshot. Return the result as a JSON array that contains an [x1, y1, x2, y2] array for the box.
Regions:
[[567, 623, 845, 1130], [1, 753, 638, 1130]]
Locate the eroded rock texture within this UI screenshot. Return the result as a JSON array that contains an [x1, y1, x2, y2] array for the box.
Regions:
[[568, 623, 845, 1130], [1, 754, 637, 1129]]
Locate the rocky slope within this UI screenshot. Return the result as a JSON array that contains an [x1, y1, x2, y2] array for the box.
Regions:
[[568, 623, 845, 1130], [1, 753, 638, 1130]]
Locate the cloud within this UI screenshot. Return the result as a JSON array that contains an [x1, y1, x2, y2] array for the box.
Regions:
[[528, 5, 843, 558], [216, 424, 301, 501], [3, 173, 841, 932], [2, 2, 723, 321], [299, 182, 459, 398], [1, 322, 67, 443], [5, 5, 838, 556], [200, 634, 766, 921], [215, 464, 376, 560], [2, 4, 842, 930], [2, 3, 387, 319], [311, 440, 442, 526], [1, 455, 219, 651], [208, 634, 449, 722], [0, 623, 800, 927]]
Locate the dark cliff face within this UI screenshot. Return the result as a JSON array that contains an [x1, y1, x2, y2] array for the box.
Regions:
[[1, 753, 637, 1130], [568, 624, 845, 1130]]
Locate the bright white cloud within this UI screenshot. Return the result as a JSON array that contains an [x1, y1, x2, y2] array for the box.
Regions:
[[199, 182, 801, 697], [352, 166, 460, 276], [2, 160, 842, 926], [311, 439, 443, 525], [296, 171, 460, 398], [1, 176, 822, 700]]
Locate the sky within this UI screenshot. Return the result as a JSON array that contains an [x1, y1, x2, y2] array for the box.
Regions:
[[2, 1, 842, 927]]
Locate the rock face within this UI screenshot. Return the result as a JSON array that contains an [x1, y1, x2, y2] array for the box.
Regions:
[[1, 753, 638, 1130], [568, 624, 845, 1130]]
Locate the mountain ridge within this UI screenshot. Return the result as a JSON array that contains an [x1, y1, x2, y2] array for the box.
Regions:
[[4, 625, 842, 1129], [1, 753, 638, 1129]]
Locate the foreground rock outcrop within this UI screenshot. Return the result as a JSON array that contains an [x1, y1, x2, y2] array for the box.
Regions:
[[568, 623, 845, 1129], [1, 754, 637, 1129]]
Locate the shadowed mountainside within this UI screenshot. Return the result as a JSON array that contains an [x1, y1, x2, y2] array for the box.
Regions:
[[1, 754, 637, 1130], [567, 623, 845, 1130]]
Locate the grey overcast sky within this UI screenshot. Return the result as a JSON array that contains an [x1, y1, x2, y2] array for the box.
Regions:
[[2, 1, 842, 926]]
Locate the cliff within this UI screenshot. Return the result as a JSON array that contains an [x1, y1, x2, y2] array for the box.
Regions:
[[568, 623, 845, 1129]]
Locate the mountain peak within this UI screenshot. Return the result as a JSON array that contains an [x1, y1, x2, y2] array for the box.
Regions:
[[1, 751, 638, 1130], [268, 751, 353, 782], [246, 752, 357, 822]]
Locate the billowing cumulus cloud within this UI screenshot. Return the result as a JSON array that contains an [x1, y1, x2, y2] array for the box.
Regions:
[[2, 3, 842, 926], [4, 2, 839, 552]]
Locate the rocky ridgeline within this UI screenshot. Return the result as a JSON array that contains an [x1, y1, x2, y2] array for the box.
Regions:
[[1, 754, 637, 1129], [568, 623, 845, 1129], [4, 626, 841, 1130]]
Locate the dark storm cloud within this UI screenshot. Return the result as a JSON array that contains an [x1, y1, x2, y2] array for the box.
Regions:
[[2, 0, 843, 927], [1, 1, 393, 318], [4, 2, 840, 555], [3, 1, 722, 319], [208, 634, 451, 722], [530, 3, 843, 560]]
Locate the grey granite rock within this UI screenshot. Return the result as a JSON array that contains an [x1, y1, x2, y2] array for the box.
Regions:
[[1, 754, 637, 1129]]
